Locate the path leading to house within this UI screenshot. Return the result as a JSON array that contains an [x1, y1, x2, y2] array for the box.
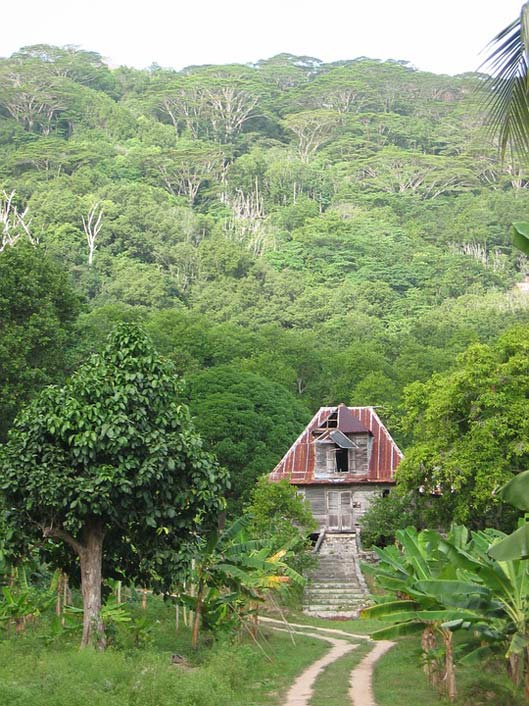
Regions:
[[260, 617, 394, 706], [349, 639, 395, 706]]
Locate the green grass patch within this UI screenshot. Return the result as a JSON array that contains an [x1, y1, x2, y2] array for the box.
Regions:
[[280, 610, 386, 636], [310, 641, 372, 706], [373, 638, 525, 706], [0, 600, 328, 706]]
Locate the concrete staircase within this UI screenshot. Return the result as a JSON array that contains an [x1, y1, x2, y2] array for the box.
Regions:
[[303, 532, 369, 618]]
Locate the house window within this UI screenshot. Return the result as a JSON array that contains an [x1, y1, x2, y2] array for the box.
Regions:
[[335, 448, 349, 472], [314, 432, 369, 476]]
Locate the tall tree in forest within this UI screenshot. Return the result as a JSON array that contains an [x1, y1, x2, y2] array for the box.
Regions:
[[0, 243, 80, 440], [0, 324, 228, 648]]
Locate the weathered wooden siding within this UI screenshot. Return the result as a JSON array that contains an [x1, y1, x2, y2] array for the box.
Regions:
[[348, 432, 370, 474], [305, 486, 327, 527], [351, 487, 384, 520], [304, 485, 391, 531]]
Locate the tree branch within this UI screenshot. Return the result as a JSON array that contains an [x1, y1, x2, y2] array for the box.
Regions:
[[42, 524, 84, 556]]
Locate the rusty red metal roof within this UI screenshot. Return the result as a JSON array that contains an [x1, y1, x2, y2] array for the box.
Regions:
[[337, 403, 371, 434], [269, 405, 402, 485]]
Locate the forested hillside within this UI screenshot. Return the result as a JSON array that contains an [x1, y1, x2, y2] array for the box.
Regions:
[[3, 45, 529, 505]]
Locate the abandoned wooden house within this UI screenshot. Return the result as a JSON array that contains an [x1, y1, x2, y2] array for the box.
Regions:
[[269, 404, 403, 616], [269, 404, 402, 532]]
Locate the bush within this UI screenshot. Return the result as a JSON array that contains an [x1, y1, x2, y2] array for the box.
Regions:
[[359, 490, 442, 548], [244, 477, 317, 573]]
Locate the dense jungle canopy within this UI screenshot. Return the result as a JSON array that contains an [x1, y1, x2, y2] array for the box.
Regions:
[[3, 45, 529, 509]]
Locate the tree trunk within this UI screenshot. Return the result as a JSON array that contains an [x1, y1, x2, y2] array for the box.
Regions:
[[508, 653, 521, 687], [441, 628, 456, 703], [79, 519, 106, 650], [56, 570, 64, 617], [191, 578, 204, 650], [421, 625, 439, 687], [523, 647, 529, 701]]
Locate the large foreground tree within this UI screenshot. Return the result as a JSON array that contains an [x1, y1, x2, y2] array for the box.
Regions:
[[0, 324, 228, 648]]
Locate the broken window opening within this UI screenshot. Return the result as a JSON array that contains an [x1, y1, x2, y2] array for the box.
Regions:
[[335, 448, 349, 473]]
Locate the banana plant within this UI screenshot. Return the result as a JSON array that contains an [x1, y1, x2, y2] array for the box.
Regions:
[[362, 527, 492, 702], [364, 524, 529, 701], [0, 565, 55, 634], [185, 517, 303, 648]]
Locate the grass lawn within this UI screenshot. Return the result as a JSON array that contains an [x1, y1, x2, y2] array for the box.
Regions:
[[278, 609, 387, 636], [0, 598, 328, 706]]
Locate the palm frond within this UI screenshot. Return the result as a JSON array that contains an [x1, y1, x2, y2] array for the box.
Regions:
[[480, 3, 529, 157]]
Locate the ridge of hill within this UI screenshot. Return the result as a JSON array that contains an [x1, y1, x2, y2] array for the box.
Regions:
[[2, 46, 529, 504]]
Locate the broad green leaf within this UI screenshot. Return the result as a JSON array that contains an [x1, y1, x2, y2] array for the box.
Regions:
[[513, 223, 529, 257], [414, 580, 490, 601], [362, 600, 418, 618], [488, 523, 529, 560], [370, 621, 425, 640], [498, 469, 529, 511]]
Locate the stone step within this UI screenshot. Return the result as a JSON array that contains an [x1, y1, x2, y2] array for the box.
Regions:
[[308, 579, 360, 585], [303, 533, 368, 615], [303, 598, 365, 607], [305, 590, 366, 603], [309, 574, 359, 586], [303, 608, 361, 620], [305, 586, 365, 596], [303, 604, 366, 613], [307, 584, 363, 591]]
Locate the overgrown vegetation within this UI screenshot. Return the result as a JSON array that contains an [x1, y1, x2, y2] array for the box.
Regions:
[[0, 596, 328, 706], [4, 35, 529, 706], [2, 45, 529, 515]]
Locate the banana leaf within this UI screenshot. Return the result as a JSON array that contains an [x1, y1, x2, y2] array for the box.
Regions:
[[370, 620, 425, 640], [414, 579, 490, 602], [362, 600, 419, 618], [459, 644, 498, 665], [507, 631, 529, 657], [513, 223, 529, 257], [498, 469, 529, 511], [488, 523, 529, 560], [380, 609, 483, 623]]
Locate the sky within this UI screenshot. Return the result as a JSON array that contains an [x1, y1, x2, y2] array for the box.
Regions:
[[0, 0, 524, 75]]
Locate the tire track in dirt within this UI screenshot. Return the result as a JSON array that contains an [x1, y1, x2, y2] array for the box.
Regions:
[[260, 617, 393, 706]]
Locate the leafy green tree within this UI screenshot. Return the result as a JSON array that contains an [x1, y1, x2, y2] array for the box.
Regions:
[[186, 516, 302, 648], [0, 244, 80, 440], [396, 325, 529, 527], [186, 365, 310, 510], [0, 324, 228, 648], [282, 110, 342, 162], [359, 491, 439, 548]]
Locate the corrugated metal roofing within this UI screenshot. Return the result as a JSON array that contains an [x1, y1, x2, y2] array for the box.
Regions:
[[269, 405, 402, 485]]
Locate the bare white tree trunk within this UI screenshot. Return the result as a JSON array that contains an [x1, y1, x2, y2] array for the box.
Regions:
[[0, 190, 36, 253], [82, 203, 103, 267]]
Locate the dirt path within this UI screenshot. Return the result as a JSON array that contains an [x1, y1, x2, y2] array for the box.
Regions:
[[349, 640, 394, 706], [260, 617, 393, 706], [269, 625, 357, 706]]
